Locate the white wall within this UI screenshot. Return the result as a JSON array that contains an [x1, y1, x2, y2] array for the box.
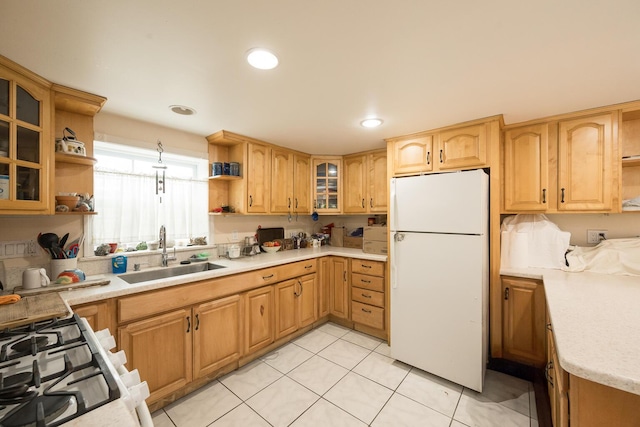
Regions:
[[530, 213, 640, 246]]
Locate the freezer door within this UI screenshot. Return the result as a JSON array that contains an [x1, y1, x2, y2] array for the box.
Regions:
[[390, 231, 488, 392], [391, 169, 488, 235]]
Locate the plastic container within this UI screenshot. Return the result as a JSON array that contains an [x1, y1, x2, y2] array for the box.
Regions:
[[112, 255, 127, 274]]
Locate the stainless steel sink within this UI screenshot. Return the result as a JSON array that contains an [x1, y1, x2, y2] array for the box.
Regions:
[[120, 262, 226, 284]]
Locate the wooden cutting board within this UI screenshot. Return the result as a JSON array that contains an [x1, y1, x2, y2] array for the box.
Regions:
[[14, 276, 110, 296], [0, 293, 70, 329]]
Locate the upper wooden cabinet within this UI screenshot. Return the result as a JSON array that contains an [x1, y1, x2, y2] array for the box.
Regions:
[[343, 149, 387, 213], [270, 148, 311, 215], [502, 111, 619, 213], [246, 142, 271, 214], [312, 157, 342, 214], [437, 123, 487, 170], [387, 117, 499, 177], [391, 135, 434, 175], [557, 112, 617, 211], [503, 123, 551, 211], [0, 55, 52, 214], [52, 84, 106, 215]]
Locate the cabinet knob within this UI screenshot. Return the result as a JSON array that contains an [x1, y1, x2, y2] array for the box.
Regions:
[[504, 287, 509, 300]]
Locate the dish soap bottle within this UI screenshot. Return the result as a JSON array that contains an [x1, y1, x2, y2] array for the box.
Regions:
[[112, 255, 127, 274]]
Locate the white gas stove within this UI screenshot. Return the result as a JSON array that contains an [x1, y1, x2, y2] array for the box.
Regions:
[[0, 314, 151, 427]]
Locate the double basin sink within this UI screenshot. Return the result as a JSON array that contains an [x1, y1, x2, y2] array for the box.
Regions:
[[120, 262, 226, 284]]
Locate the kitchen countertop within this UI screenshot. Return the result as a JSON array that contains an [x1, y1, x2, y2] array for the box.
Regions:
[[62, 246, 387, 306], [501, 267, 640, 396]]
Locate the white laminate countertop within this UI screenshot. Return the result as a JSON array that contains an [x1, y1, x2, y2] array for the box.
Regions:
[[61, 247, 386, 306], [502, 267, 640, 396]]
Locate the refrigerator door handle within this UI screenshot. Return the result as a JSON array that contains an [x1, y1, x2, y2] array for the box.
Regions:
[[390, 178, 397, 231], [391, 232, 399, 289]]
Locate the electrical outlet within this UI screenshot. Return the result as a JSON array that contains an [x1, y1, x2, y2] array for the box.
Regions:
[[587, 229, 608, 244]]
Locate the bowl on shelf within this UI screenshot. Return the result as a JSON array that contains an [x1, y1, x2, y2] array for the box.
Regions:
[[261, 245, 281, 254], [108, 243, 118, 253], [55, 195, 80, 210]]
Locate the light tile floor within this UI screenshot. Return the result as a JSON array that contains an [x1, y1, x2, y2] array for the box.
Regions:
[[152, 323, 539, 427]]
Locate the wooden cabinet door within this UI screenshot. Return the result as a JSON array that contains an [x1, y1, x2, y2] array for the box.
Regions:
[[312, 158, 342, 213], [317, 257, 331, 317], [118, 309, 192, 404], [330, 257, 349, 319], [193, 295, 243, 379], [0, 62, 52, 213], [247, 142, 270, 213], [72, 300, 113, 333], [343, 154, 367, 213], [297, 274, 317, 328], [437, 123, 487, 170], [293, 154, 311, 215], [368, 150, 387, 213], [244, 286, 274, 353], [270, 148, 293, 213], [503, 124, 550, 211], [558, 113, 616, 211], [502, 277, 545, 367], [391, 136, 433, 175], [275, 279, 298, 340]]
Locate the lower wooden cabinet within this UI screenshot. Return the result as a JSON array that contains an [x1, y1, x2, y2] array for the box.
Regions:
[[244, 286, 274, 353], [330, 257, 349, 319], [275, 274, 317, 339], [119, 309, 193, 403], [317, 257, 331, 317], [501, 276, 546, 367], [193, 295, 243, 378], [71, 299, 114, 332], [351, 259, 386, 333]]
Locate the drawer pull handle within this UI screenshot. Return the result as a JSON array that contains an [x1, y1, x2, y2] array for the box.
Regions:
[[262, 274, 274, 280], [361, 264, 372, 269], [195, 314, 200, 331], [186, 316, 191, 333], [361, 293, 372, 298], [542, 188, 547, 204], [305, 265, 313, 269], [360, 279, 371, 284], [546, 323, 552, 331], [560, 188, 565, 203], [260, 305, 265, 316], [361, 308, 372, 313]]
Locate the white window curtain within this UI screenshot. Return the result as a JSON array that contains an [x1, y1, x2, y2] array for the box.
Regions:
[[92, 141, 209, 247]]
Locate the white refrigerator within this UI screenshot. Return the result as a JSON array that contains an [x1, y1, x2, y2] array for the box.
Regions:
[[390, 169, 489, 392]]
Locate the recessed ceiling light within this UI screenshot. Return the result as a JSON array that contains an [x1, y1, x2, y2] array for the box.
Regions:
[[247, 48, 279, 70], [169, 105, 197, 116], [361, 118, 383, 128]]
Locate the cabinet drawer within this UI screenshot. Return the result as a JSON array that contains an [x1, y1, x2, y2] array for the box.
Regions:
[[247, 259, 317, 285], [351, 260, 384, 277], [351, 288, 384, 308], [351, 301, 384, 330], [351, 273, 384, 292]]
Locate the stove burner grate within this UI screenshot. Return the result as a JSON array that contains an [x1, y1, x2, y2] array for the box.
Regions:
[[0, 394, 72, 427]]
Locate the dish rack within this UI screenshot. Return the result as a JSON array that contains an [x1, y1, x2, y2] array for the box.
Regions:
[[216, 243, 259, 259]]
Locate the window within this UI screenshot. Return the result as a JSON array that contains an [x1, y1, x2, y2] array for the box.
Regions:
[[91, 141, 209, 249]]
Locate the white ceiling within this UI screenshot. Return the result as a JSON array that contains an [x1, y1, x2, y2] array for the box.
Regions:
[[2, 1, 640, 155]]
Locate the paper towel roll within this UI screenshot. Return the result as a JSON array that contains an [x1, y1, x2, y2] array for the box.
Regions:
[[508, 232, 529, 268]]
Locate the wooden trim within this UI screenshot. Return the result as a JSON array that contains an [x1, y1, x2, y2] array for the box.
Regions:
[[52, 84, 106, 115]]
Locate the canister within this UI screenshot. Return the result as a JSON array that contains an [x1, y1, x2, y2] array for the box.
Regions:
[[112, 255, 127, 274], [212, 162, 223, 176], [230, 162, 240, 176], [223, 162, 231, 175]]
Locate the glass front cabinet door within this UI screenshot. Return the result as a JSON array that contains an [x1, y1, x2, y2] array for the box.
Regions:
[[312, 158, 341, 213], [0, 61, 52, 213]]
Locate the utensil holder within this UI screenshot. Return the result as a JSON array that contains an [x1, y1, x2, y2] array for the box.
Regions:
[[50, 258, 78, 280]]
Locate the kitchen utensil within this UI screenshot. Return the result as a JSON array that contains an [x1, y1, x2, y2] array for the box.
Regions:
[[66, 243, 79, 258], [59, 233, 69, 249], [37, 233, 59, 251], [22, 268, 50, 290]]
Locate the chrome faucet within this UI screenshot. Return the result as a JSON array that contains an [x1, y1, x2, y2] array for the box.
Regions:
[[159, 225, 176, 267]]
